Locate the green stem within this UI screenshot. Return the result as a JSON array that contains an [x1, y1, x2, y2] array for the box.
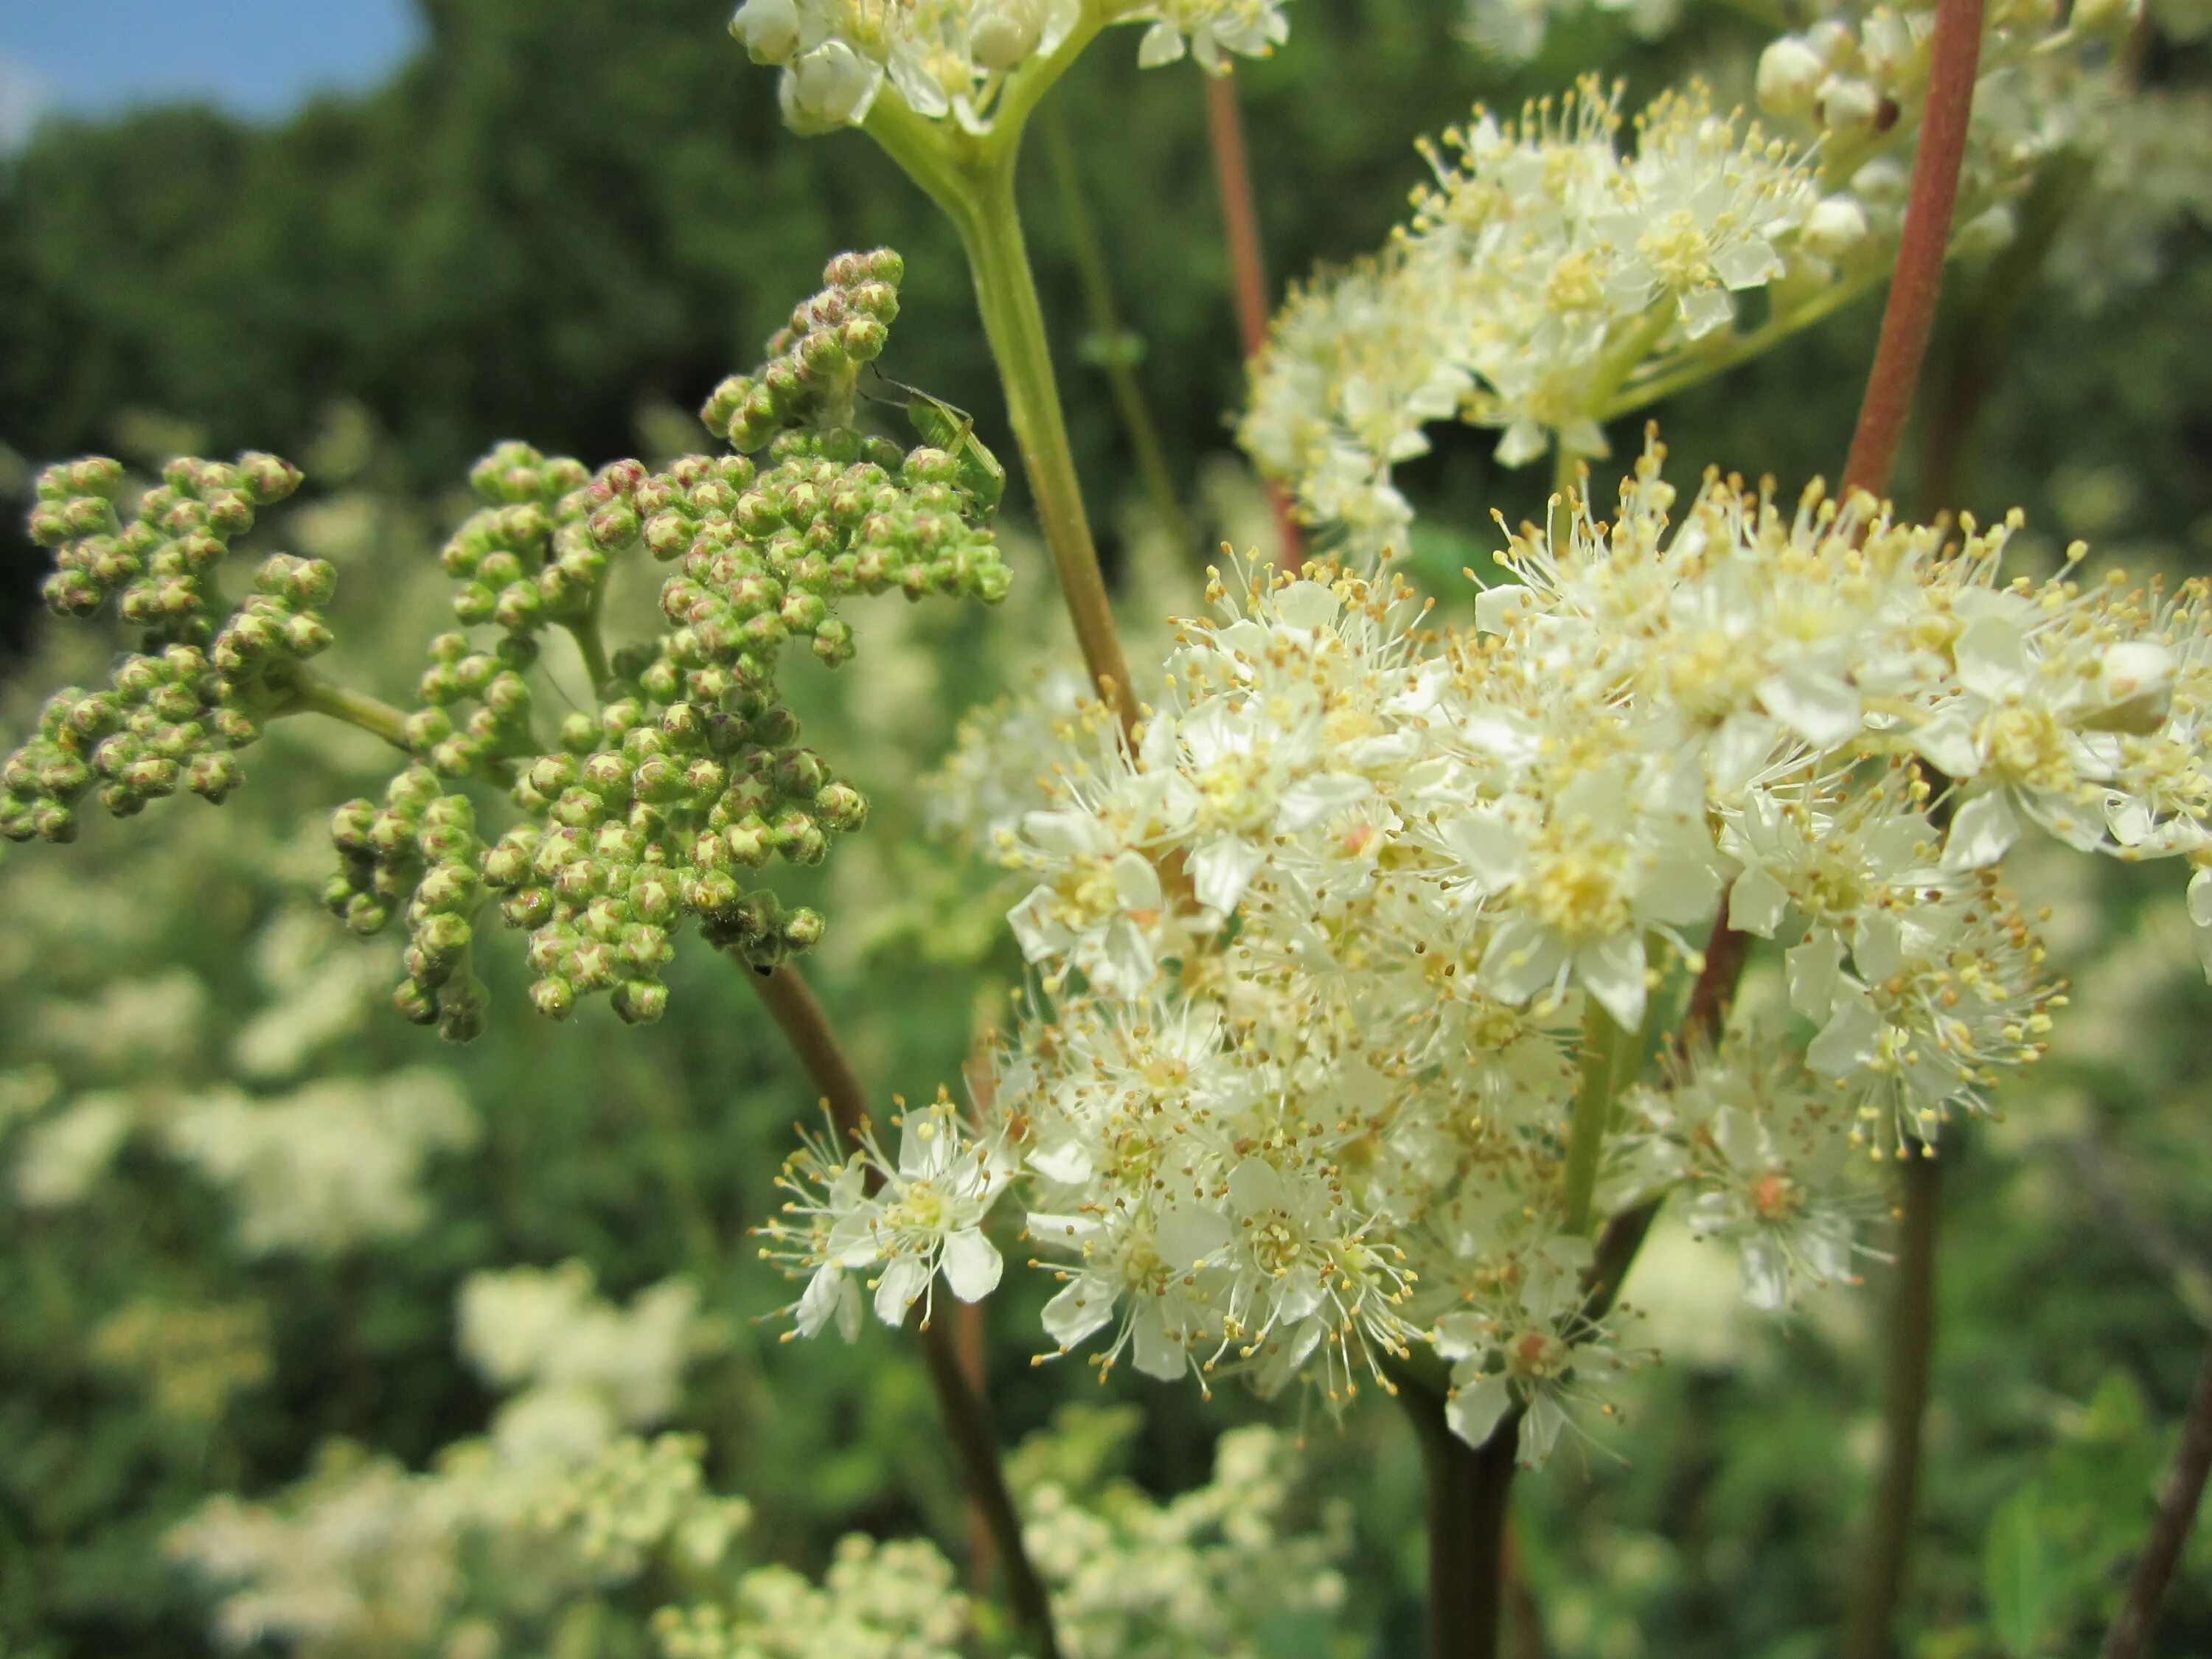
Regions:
[[1560, 1002, 1623, 1237], [867, 90, 1138, 734], [1041, 105, 1197, 560], [282, 667, 411, 751], [563, 604, 611, 699]]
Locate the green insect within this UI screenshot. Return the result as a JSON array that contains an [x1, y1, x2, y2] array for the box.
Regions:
[[873, 374, 1007, 519]]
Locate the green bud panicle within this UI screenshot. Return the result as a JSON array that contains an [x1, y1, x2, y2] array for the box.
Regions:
[[4, 453, 322, 844], [291, 248, 1005, 1039]]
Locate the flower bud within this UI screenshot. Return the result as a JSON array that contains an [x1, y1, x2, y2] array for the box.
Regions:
[[1756, 37, 1826, 117]]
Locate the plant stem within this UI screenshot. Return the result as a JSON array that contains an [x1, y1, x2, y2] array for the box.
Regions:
[[747, 963, 1063, 1659], [1560, 1001, 1622, 1237], [2098, 1327, 2212, 1659], [1041, 105, 1197, 560], [563, 607, 611, 698], [1203, 72, 1302, 570], [868, 103, 1138, 735], [1841, 0, 1987, 497], [1841, 1149, 1941, 1659], [283, 667, 412, 751], [1398, 1371, 1524, 1659]]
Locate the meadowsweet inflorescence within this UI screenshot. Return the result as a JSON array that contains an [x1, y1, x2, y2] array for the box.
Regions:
[[1245, 0, 2132, 552], [766, 434, 2212, 1464]]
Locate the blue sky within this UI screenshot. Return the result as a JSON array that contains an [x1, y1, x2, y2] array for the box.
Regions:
[[0, 0, 422, 145]]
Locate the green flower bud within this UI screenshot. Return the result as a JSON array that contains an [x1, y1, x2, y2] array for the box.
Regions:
[[611, 978, 669, 1025]]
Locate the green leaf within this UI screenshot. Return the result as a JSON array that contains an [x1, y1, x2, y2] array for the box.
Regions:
[[1984, 1486, 2057, 1657]]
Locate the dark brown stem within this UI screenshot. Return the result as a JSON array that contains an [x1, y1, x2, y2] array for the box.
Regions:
[[1203, 73, 1304, 570], [1840, 0, 1987, 498], [1679, 910, 1750, 1060], [2098, 1329, 2212, 1659], [1399, 1374, 1523, 1659], [1842, 1150, 1941, 1659], [748, 964, 1062, 1659]]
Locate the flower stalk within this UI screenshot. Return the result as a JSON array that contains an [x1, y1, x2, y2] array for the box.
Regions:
[[1203, 73, 1302, 570], [2098, 1326, 2212, 1659], [867, 88, 1138, 735], [749, 963, 1063, 1659]]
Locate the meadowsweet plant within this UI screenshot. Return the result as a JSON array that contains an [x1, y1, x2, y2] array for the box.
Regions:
[[7, 0, 2212, 1655]]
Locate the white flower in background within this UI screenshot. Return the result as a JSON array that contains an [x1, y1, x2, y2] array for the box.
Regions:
[[160, 1071, 477, 1258]]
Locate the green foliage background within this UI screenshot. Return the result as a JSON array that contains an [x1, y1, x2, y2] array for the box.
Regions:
[[3, 1, 2212, 1655]]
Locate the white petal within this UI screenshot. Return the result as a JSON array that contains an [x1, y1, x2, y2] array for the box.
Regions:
[[1192, 835, 1267, 914], [1728, 863, 1790, 936], [1758, 666, 1863, 748], [1739, 1235, 1790, 1311], [1130, 1304, 1186, 1380], [1043, 1276, 1115, 1349], [941, 1229, 1003, 1303], [873, 1256, 929, 1326], [1576, 931, 1649, 1030], [1156, 1200, 1232, 1267], [1446, 1374, 1513, 1448], [1941, 790, 2020, 871], [1135, 18, 1186, 64]]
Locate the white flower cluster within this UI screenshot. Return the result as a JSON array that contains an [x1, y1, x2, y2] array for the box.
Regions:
[[1752, 0, 2134, 251], [655, 1408, 1352, 1659], [1458, 0, 1680, 67], [169, 1264, 734, 1655], [729, 0, 1290, 132], [1242, 78, 1844, 549], [1020, 1419, 1350, 1659], [1248, 0, 2128, 553], [459, 1260, 712, 1455], [782, 439, 2212, 1458], [654, 1534, 973, 1659], [760, 1091, 1017, 1338], [10, 1067, 478, 1254], [164, 1071, 479, 1257]]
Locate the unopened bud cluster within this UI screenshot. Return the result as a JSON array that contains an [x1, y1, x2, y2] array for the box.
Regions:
[[326, 769, 491, 1043], [702, 248, 902, 451], [319, 248, 1009, 1034], [5, 453, 324, 846]]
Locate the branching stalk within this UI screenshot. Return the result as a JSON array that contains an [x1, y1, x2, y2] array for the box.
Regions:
[[1041, 105, 1197, 560], [1560, 1003, 1622, 1237], [282, 667, 412, 751], [748, 963, 1062, 1659], [2098, 1328, 2212, 1659], [867, 100, 1139, 735], [1841, 0, 1988, 496], [1203, 73, 1302, 570]]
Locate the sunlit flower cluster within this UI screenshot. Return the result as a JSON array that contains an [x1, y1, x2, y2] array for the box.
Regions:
[[1242, 79, 1840, 549], [731, 0, 1291, 131], [762, 437, 2212, 1459]]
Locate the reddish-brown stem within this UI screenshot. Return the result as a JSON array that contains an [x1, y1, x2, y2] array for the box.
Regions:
[[748, 964, 1060, 1659], [1205, 72, 1304, 570], [2098, 1329, 2212, 1659], [1840, 0, 1988, 498], [1679, 909, 1750, 1059]]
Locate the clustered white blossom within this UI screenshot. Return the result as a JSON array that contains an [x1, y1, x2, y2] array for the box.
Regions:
[[1458, 0, 1680, 67], [169, 1264, 739, 1655], [776, 435, 2212, 1463], [729, 0, 1290, 132], [655, 1411, 1351, 1659], [1247, 0, 2132, 553], [1242, 78, 1840, 550]]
